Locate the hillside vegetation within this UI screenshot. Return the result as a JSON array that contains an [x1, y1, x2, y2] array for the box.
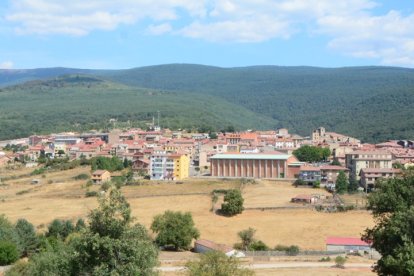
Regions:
[[1, 64, 414, 142], [0, 75, 274, 140]]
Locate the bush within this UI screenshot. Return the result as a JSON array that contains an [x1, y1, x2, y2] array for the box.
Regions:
[[221, 189, 244, 216], [274, 244, 300, 255], [286, 245, 300, 256], [249, 240, 269, 251], [73, 174, 89, 180], [319, 256, 331, 262], [85, 191, 98, 197], [313, 181, 320, 188], [335, 255, 346, 268], [0, 240, 19, 265], [186, 251, 253, 276], [46, 219, 74, 240], [31, 168, 46, 176]]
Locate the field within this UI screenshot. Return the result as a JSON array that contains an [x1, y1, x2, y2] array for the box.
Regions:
[[0, 166, 374, 250]]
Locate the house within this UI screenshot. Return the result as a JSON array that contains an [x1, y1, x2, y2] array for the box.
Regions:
[[345, 150, 393, 180], [298, 166, 321, 184], [194, 239, 245, 258], [91, 170, 111, 184], [320, 165, 349, 184], [326, 237, 375, 256], [291, 194, 319, 204], [360, 168, 401, 191]]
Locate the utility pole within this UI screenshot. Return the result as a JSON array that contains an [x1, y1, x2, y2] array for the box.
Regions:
[[157, 111, 160, 128]]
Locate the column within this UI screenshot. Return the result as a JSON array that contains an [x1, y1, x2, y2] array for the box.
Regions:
[[284, 161, 287, 178], [264, 160, 268, 178], [235, 159, 238, 177]]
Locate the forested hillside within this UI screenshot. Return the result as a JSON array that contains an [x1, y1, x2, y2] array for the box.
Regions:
[[0, 64, 414, 142], [0, 75, 275, 140]]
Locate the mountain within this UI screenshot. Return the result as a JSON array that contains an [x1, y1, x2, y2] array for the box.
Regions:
[[1, 64, 414, 142], [0, 75, 275, 140]]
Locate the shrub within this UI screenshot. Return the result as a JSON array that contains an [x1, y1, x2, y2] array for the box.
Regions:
[[31, 168, 46, 176], [186, 251, 253, 276], [319, 256, 331, 262], [249, 240, 269, 251], [286, 245, 300, 256], [46, 219, 75, 240], [85, 191, 98, 197], [335, 255, 346, 268], [221, 189, 244, 216], [313, 180, 321, 188], [0, 240, 19, 265], [73, 174, 89, 180]]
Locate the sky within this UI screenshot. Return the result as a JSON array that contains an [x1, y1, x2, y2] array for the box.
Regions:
[[1, 0, 414, 69]]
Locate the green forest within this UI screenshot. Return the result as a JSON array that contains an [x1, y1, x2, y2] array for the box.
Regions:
[[1, 64, 414, 142]]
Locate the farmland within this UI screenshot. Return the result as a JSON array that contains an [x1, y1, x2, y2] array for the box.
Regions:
[[0, 166, 373, 251]]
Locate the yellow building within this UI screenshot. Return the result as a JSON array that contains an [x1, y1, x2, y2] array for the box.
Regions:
[[150, 152, 190, 180], [173, 153, 190, 180]]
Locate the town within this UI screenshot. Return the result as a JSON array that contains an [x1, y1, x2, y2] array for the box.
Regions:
[[1, 126, 412, 192]]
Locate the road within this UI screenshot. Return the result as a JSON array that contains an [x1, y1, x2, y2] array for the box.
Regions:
[[157, 262, 373, 272]]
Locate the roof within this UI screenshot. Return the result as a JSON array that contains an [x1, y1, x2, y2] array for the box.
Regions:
[[210, 153, 291, 160], [361, 168, 401, 174], [320, 165, 349, 171], [300, 166, 321, 172], [92, 170, 109, 175], [326, 237, 370, 246], [195, 239, 233, 253]]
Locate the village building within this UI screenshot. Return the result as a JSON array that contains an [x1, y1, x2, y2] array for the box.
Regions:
[[194, 239, 245, 258], [345, 150, 393, 180], [326, 237, 376, 256], [91, 170, 111, 184], [210, 152, 299, 179], [150, 152, 190, 180], [360, 168, 401, 191]]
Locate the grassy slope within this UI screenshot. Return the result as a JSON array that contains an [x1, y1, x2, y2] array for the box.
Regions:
[[0, 75, 276, 140]]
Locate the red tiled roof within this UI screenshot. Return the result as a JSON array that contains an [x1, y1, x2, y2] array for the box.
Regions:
[[300, 166, 321, 172], [326, 237, 370, 246], [195, 239, 233, 253], [320, 165, 348, 171]]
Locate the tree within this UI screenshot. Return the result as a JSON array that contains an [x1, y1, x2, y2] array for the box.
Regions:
[[0, 215, 21, 255], [14, 219, 39, 257], [221, 189, 244, 216], [363, 172, 414, 275], [57, 150, 65, 157], [151, 211, 200, 251], [348, 174, 359, 193], [237, 228, 256, 250], [46, 219, 74, 240], [185, 251, 253, 276], [293, 145, 331, 163], [0, 241, 19, 265], [72, 186, 158, 275], [331, 159, 341, 166], [335, 171, 348, 194]]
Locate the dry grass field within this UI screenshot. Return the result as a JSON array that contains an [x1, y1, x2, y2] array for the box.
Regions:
[[0, 166, 374, 250]]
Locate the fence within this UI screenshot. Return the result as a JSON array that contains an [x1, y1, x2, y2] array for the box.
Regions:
[[243, 250, 346, 257]]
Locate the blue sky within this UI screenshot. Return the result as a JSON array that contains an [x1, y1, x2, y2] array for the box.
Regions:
[[1, 0, 414, 69]]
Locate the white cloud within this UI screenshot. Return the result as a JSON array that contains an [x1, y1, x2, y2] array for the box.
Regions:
[[146, 23, 172, 35], [4, 0, 414, 66], [0, 61, 14, 69]]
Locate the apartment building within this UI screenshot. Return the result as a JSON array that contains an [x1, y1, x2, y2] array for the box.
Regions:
[[150, 152, 190, 180], [345, 150, 393, 180]]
